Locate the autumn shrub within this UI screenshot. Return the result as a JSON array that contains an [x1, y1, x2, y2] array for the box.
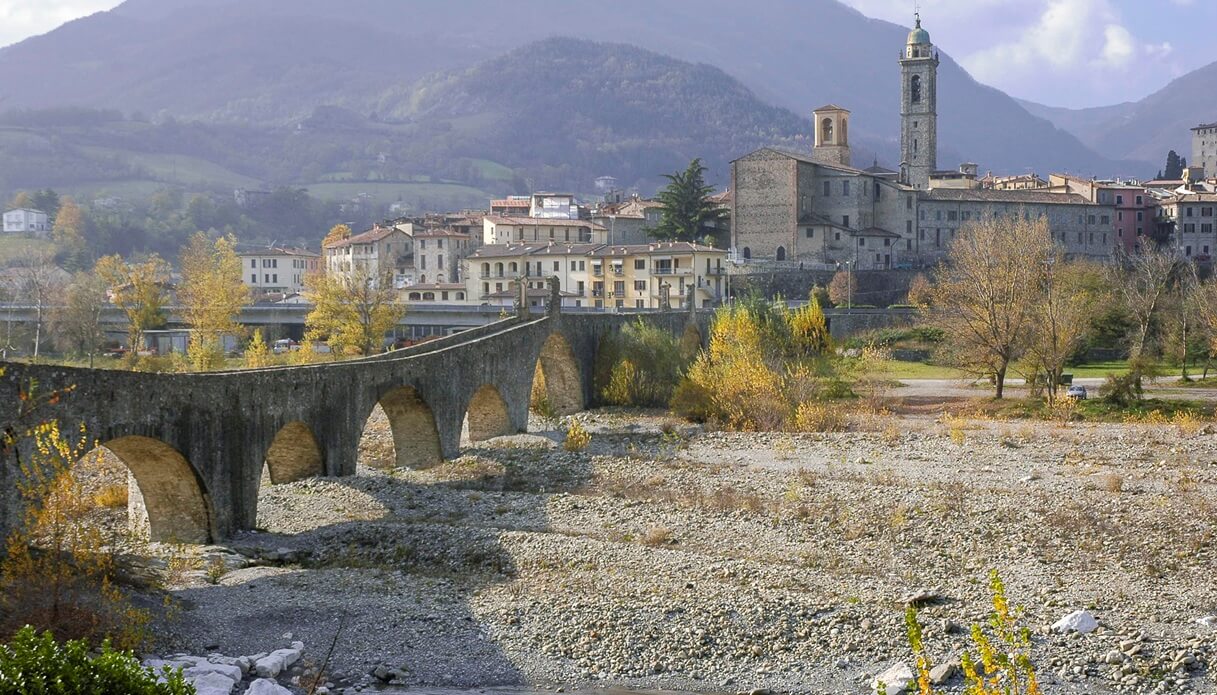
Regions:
[[1, 382, 153, 649], [563, 419, 591, 452], [243, 329, 273, 369], [790, 402, 846, 432], [0, 626, 192, 694], [901, 569, 1041, 695], [596, 319, 690, 407], [673, 296, 853, 430]]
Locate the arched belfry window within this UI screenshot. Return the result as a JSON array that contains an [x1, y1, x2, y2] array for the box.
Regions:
[[840, 119, 847, 145], [910, 75, 922, 103], [821, 118, 834, 144], [776, 246, 786, 261]]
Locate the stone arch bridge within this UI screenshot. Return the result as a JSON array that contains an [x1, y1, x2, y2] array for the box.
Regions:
[[0, 306, 704, 545]]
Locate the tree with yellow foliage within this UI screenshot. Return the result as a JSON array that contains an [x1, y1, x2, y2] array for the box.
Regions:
[[322, 223, 352, 247], [179, 233, 250, 370], [243, 329, 272, 369], [51, 197, 88, 271], [304, 266, 404, 355], [94, 254, 170, 356]]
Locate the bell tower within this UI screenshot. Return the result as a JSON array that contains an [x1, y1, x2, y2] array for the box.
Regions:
[[812, 104, 851, 167], [900, 13, 938, 189]]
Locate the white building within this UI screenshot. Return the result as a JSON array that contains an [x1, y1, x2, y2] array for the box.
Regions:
[[482, 216, 608, 245], [2, 208, 50, 235], [239, 247, 321, 294]]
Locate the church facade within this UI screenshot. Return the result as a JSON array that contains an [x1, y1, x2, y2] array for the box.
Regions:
[[730, 15, 1117, 270]]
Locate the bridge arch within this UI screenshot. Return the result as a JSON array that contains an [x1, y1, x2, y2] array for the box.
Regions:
[[532, 332, 584, 415], [465, 384, 513, 442], [98, 436, 213, 544], [263, 421, 323, 485], [378, 386, 443, 469]]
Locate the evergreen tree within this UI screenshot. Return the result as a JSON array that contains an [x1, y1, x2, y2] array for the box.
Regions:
[[649, 158, 726, 243], [1164, 150, 1183, 180]]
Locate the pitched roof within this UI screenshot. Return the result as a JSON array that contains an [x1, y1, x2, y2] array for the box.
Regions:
[[238, 246, 320, 258], [324, 225, 407, 249], [923, 188, 1096, 206], [1192, 122, 1217, 130], [486, 215, 606, 231], [814, 104, 850, 112]]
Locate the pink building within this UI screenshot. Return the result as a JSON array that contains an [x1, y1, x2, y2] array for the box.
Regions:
[[1048, 175, 1158, 253]]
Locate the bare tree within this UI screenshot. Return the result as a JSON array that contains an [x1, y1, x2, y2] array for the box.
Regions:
[[52, 272, 109, 367], [13, 250, 65, 361], [929, 213, 1053, 399], [1023, 258, 1099, 403], [1106, 246, 1179, 361], [1163, 262, 1202, 379]]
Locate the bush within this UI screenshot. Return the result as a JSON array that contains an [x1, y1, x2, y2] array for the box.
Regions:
[[790, 402, 846, 432], [563, 419, 591, 452], [595, 319, 690, 407], [0, 626, 193, 694], [1099, 372, 1141, 406]]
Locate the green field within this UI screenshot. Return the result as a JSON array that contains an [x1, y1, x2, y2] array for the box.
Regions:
[[874, 359, 1130, 380], [305, 181, 491, 209], [0, 237, 58, 266], [78, 146, 261, 189]]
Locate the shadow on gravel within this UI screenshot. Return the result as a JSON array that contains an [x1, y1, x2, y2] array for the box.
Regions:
[[170, 434, 599, 688]]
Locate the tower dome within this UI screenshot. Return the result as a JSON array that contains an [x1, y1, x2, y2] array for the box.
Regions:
[[907, 14, 930, 45]]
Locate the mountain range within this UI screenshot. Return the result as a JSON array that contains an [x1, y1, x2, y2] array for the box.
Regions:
[[0, 0, 1211, 202]]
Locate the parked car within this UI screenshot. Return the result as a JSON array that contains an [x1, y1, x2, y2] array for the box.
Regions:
[[271, 339, 297, 355], [1065, 385, 1088, 400]]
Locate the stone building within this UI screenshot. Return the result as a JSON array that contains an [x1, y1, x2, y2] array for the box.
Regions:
[[730, 13, 1118, 268], [1158, 192, 1217, 260], [1194, 121, 1217, 180]]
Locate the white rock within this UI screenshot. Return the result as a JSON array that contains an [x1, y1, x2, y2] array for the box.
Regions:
[[871, 662, 914, 694], [189, 671, 236, 695], [290, 640, 304, 652], [184, 661, 243, 683], [1052, 610, 1099, 634], [1197, 616, 1217, 629], [253, 648, 302, 678], [246, 678, 293, 695]]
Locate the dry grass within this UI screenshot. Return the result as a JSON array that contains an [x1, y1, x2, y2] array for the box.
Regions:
[[1102, 473, 1124, 493], [790, 402, 847, 433], [92, 484, 129, 508], [563, 419, 592, 452]]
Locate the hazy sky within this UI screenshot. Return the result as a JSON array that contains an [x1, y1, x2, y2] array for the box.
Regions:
[[1, 0, 1215, 109]]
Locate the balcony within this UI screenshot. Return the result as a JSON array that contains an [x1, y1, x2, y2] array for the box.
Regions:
[[592, 267, 604, 277], [591, 289, 604, 297], [652, 267, 693, 275]]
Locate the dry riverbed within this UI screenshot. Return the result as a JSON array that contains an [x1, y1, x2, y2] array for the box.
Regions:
[[137, 408, 1217, 694]]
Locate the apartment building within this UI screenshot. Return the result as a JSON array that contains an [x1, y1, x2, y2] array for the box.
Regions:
[[464, 241, 726, 310], [238, 247, 321, 294]]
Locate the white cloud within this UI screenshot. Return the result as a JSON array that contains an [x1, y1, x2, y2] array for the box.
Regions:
[[0, 1, 121, 48]]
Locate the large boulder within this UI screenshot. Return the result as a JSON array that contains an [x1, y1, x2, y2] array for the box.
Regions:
[[246, 679, 293, 695], [1052, 610, 1099, 634], [188, 671, 236, 695], [870, 662, 914, 694], [254, 648, 302, 678]]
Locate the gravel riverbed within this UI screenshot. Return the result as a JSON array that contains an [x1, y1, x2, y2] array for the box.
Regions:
[[144, 408, 1217, 694]]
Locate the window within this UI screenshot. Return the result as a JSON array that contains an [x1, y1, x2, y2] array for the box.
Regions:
[[1087, 215, 1096, 224], [777, 246, 786, 261], [842, 215, 850, 228], [842, 181, 850, 196], [834, 231, 841, 241], [962, 211, 971, 221], [250, 274, 256, 283], [883, 238, 891, 247], [1100, 216, 1109, 225], [1187, 207, 1194, 217], [935, 210, 942, 221], [1118, 211, 1123, 221], [439, 255, 444, 268], [1136, 195, 1143, 205], [947, 211, 957, 221], [1137, 211, 1144, 222], [1184, 223, 1196, 233], [823, 181, 831, 197], [1204, 224, 1214, 235], [634, 280, 646, 291], [919, 209, 926, 220], [634, 259, 645, 270], [250, 259, 256, 268], [1116, 195, 1123, 205], [858, 238, 865, 247], [919, 229, 925, 240], [910, 75, 921, 103], [906, 239, 912, 250], [264, 274, 270, 283], [1204, 208, 1214, 217], [636, 300, 644, 309], [821, 117, 834, 144], [906, 197, 913, 210], [874, 182, 881, 199], [906, 221, 912, 234], [805, 228, 814, 238]]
